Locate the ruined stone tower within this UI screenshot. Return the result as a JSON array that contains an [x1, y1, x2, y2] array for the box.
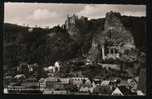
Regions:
[[65, 14, 79, 39]]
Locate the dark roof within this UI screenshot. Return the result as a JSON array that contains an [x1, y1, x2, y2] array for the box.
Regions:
[[118, 86, 136, 96], [93, 80, 101, 84], [80, 83, 92, 88]]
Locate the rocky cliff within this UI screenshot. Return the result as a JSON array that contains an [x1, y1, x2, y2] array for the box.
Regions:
[[87, 11, 136, 62]]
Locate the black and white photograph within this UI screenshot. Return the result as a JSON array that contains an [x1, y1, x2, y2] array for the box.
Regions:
[[3, 2, 146, 95]]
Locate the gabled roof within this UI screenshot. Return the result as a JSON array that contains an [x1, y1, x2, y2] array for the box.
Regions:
[[101, 80, 110, 86], [118, 86, 136, 96], [112, 87, 124, 96]]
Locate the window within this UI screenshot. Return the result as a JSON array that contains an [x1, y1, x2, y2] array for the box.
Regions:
[[115, 49, 118, 53], [111, 48, 114, 54]]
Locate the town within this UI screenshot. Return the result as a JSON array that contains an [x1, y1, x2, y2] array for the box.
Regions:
[[4, 60, 144, 95], [3, 11, 146, 95]]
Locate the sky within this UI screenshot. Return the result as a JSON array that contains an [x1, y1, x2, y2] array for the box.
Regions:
[[4, 3, 146, 28]]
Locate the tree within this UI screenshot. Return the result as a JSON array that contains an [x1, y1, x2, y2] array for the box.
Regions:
[[138, 68, 146, 94]]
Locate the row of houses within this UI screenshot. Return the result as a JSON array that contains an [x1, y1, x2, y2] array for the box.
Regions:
[[4, 75, 144, 95], [38, 76, 144, 95]]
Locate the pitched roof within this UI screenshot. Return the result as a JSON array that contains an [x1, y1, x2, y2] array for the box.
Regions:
[[118, 86, 136, 96], [112, 87, 124, 96], [101, 80, 110, 86]]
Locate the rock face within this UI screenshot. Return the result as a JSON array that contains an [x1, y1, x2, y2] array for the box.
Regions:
[[104, 11, 135, 48], [65, 14, 80, 40], [88, 11, 135, 62], [64, 14, 93, 56]]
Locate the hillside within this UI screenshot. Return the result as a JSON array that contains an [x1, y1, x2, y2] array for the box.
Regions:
[[3, 12, 146, 70]]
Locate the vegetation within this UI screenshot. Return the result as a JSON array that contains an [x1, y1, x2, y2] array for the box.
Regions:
[[3, 14, 145, 79]]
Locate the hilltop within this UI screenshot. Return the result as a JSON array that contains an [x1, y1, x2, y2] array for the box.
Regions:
[[3, 12, 146, 70]]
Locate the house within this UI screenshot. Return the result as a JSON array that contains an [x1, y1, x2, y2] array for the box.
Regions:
[[43, 89, 67, 94], [79, 83, 92, 93], [101, 80, 110, 86], [127, 78, 138, 92], [93, 79, 101, 85], [112, 87, 124, 96], [43, 62, 61, 73], [39, 78, 46, 91], [43, 89, 54, 94], [43, 78, 67, 94], [21, 77, 39, 89], [101, 64, 120, 70], [7, 85, 42, 94], [93, 85, 112, 95], [117, 86, 136, 96], [71, 77, 88, 81], [118, 80, 128, 86], [7, 85, 26, 92], [54, 61, 61, 72], [52, 90, 67, 94], [137, 90, 145, 96], [39, 78, 45, 83], [44, 77, 68, 91], [85, 79, 92, 85], [71, 77, 88, 85], [48, 66, 56, 73], [93, 86, 100, 94], [72, 80, 83, 88], [45, 77, 58, 82], [4, 88, 8, 94], [92, 81, 97, 88], [14, 74, 25, 79], [59, 78, 70, 84], [24, 77, 37, 82], [17, 63, 29, 73], [44, 77, 58, 89], [79, 85, 90, 93]]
